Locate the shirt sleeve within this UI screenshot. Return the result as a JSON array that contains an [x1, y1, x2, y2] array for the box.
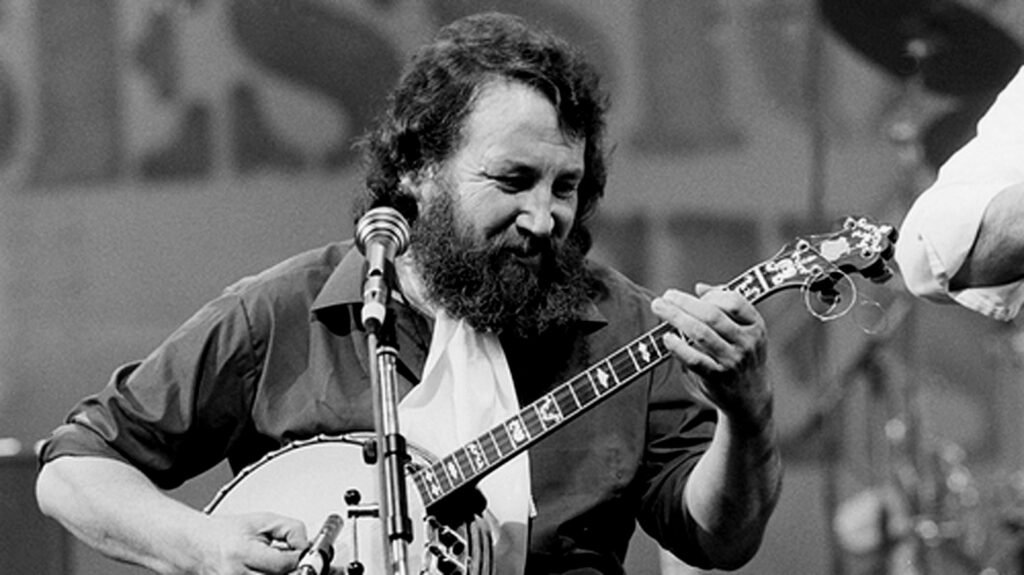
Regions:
[[896, 65, 1024, 321], [36, 293, 262, 489], [636, 361, 717, 568]]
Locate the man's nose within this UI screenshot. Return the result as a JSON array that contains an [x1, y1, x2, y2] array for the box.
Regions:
[[516, 187, 556, 237]]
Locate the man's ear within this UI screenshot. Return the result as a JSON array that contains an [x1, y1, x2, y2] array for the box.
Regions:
[[401, 165, 440, 201], [399, 173, 419, 198]]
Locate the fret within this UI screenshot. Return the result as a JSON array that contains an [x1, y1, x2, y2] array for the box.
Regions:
[[552, 383, 580, 417], [411, 469, 432, 500], [491, 425, 515, 457], [440, 454, 464, 484], [535, 394, 565, 429], [434, 461, 455, 492], [465, 439, 488, 471], [625, 345, 642, 374], [728, 268, 764, 302], [606, 358, 622, 384], [453, 448, 476, 480], [479, 430, 502, 463], [505, 416, 530, 447], [589, 362, 615, 395], [649, 323, 673, 355], [605, 358, 627, 389], [522, 406, 545, 438], [419, 467, 444, 500], [751, 263, 772, 293], [607, 347, 629, 380], [573, 372, 599, 406], [630, 337, 657, 367], [606, 358, 624, 386]]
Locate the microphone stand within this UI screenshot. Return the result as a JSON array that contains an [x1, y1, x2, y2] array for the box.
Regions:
[[357, 207, 413, 575], [367, 324, 413, 575]]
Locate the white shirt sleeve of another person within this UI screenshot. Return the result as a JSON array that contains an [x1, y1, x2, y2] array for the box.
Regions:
[[896, 66, 1024, 321]]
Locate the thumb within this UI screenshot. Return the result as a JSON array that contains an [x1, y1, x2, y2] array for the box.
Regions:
[[246, 514, 309, 571], [267, 514, 309, 551], [695, 282, 715, 296]]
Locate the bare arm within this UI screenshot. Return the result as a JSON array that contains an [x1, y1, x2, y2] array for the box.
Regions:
[[653, 284, 782, 569], [683, 404, 782, 569], [36, 456, 307, 575], [950, 182, 1024, 290]]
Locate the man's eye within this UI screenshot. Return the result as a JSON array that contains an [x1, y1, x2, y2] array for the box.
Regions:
[[494, 176, 530, 192], [554, 182, 579, 199]]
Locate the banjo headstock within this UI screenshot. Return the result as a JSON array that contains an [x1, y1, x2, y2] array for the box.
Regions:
[[727, 215, 898, 305]]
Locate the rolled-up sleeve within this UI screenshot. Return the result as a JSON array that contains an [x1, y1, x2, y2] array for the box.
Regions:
[[37, 293, 262, 489], [896, 66, 1024, 321], [637, 363, 717, 568]]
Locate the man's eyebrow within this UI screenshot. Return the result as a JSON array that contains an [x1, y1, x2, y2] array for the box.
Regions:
[[483, 158, 583, 180], [482, 162, 536, 177], [558, 167, 584, 180]]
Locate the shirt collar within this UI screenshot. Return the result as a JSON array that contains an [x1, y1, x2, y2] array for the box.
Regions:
[[311, 241, 366, 315]]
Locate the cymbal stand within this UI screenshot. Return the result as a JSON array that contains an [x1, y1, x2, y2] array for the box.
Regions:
[[879, 60, 935, 575], [803, 4, 845, 572]]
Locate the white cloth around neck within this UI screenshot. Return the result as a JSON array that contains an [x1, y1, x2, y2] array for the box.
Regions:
[[397, 310, 533, 575]]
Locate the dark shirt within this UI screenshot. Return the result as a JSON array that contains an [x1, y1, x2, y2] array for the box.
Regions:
[[38, 240, 716, 573]]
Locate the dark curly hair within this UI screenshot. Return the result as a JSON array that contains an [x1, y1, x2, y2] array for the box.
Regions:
[[355, 12, 610, 248]]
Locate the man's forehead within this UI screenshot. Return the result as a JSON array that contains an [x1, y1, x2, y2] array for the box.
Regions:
[[458, 81, 584, 167], [464, 80, 570, 137]]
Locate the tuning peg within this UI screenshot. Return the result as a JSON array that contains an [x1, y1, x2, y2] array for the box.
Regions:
[[860, 259, 895, 284], [427, 544, 465, 575], [428, 516, 467, 554]]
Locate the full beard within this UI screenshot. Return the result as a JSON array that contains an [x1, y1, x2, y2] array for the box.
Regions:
[[409, 190, 594, 340]]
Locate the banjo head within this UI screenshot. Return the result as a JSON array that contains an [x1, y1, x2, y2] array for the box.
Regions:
[[205, 433, 492, 575]]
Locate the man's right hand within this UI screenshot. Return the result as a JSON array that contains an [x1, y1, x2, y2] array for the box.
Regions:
[[199, 512, 309, 574], [37, 456, 310, 575]]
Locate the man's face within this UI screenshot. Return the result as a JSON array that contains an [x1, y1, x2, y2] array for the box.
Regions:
[[432, 79, 583, 251], [408, 80, 591, 337]]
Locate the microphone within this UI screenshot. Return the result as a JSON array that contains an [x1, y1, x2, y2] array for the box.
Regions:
[[355, 206, 411, 333], [296, 513, 344, 575]]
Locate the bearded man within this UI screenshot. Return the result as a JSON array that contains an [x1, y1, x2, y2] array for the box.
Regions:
[[36, 12, 782, 575]]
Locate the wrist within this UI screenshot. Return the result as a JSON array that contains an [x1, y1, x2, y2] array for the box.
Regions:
[[722, 398, 776, 440]]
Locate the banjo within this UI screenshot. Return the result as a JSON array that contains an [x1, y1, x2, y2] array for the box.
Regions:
[[205, 216, 897, 575]]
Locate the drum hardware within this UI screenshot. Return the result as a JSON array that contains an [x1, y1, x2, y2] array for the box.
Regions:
[[818, 0, 1023, 98], [834, 432, 989, 574], [819, 0, 1023, 174]]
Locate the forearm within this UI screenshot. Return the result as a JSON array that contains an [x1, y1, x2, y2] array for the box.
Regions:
[[684, 409, 782, 570], [36, 456, 213, 575], [950, 182, 1024, 290]]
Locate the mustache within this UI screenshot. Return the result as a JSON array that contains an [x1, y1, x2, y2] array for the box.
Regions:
[[494, 233, 556, 258]]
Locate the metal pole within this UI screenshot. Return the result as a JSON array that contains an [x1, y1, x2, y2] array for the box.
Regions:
[[368, 331, 412, 575], [804, 3, 846, 574]]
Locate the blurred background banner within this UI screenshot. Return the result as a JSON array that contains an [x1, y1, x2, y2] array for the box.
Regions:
[[2, 1, 1023, 573]]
